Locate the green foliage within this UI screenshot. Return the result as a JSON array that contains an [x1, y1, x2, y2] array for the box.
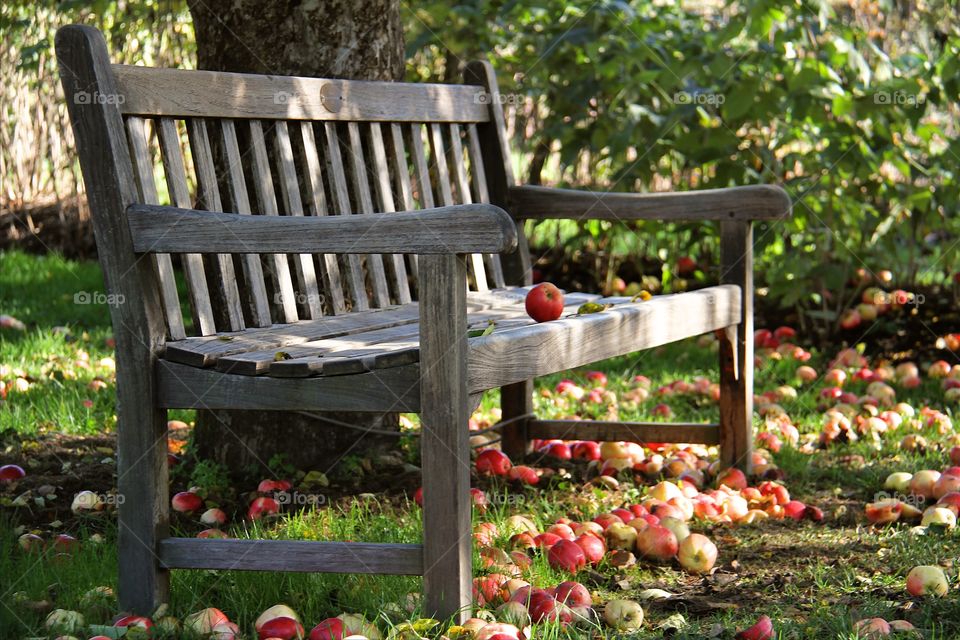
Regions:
[[405, 1, 960, 324]]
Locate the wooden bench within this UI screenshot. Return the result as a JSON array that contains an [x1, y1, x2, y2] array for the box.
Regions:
[[57, 24, 790, 622]]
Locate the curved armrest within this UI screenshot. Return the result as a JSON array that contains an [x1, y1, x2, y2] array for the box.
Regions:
[[127, 203, 518, 255], [507, 184, 791, 222]]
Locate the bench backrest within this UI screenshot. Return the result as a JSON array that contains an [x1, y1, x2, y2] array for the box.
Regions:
[[57, 25, 526, 341]]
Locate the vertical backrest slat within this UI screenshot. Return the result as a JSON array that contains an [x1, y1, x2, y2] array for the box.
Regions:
[[186, 118, 246, 332], [273, 121, 325, 318], [448, 124, 488, 292], [466, 123, 506, 288], [323, 122, 371, 311], [124, 117, 186, 339], [388, 123, 419, 285], [428, 123, 485, 291], [344, 122, 391, 307], [409, 124, 436, 209], [298, 122, 347, 315], [464, 61, 529, 286], [156, 117, 217, 334], [248, 120, 300, 323], [219, 120, 273, 327], [368, 123, 412, 304]]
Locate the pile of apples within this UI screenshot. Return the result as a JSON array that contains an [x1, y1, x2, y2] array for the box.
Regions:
[[866, 455, 960, 529], [839, 286, 921, 330]]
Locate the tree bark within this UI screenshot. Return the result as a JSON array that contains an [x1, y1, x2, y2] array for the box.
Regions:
[[186, 0, 405, 474]]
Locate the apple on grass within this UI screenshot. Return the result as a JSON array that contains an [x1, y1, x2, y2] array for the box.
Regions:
[[677, 533, 717, 574], [476, 449, 512, 476], [906, 565, 949, 596], [603, 599, 643, 632], [547, 539, 586, 573], [553, 581, 592, 608], [525, 283, 564, 322], [258, 616, 304, 639], [735, 615, 774, 640]]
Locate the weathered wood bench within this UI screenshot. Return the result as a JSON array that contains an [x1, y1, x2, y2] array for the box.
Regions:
[[57, 24, 790, 622]]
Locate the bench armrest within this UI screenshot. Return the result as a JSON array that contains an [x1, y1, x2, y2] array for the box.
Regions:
[[507, 184, 791, 222], [127, 203, 518, 255]]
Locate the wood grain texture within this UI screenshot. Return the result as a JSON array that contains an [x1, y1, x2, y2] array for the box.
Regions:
[[185, 118, 246, 331], [156, 360, 421, 411], [56, 24, 171, 614], [527, 420, 721, 445], [463, 61, 531, 286], [467, 286, 741, 392], [507, 184, 793, 221], [345, 121, 391, 307], [467, 123, 506, 288], [500, 380, 533, 459], [156, 117, 216, 334], [247, 120, 299, 323], [159, 538, 423, 574], [218, 120, 273, 327], [324, 122, 370, 310], [127, 203, 518, 254], [719, 220, 754, 472], [388, 123, 419, 283], [273, 120, 324, 318], [163, 304, 421, 367], [419, 254, 472, 622], [368, 123, 413, 303], [114, 64, 490, 123], [298, 122, 347, 314], [123, 116, 186, 339], [447, 123, 489, 291]]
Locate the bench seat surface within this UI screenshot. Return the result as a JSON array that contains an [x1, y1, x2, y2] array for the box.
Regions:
[[160, 285, 741, 386]]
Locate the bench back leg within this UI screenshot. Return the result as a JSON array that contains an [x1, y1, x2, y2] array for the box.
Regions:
[[419, 254, 472, 623], [500, 381, 533, 460], [719, 220, 754, 472]]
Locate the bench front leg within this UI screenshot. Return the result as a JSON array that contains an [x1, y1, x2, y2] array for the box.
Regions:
[[719, 220, 754, 472], [419, 254, 472, 622]]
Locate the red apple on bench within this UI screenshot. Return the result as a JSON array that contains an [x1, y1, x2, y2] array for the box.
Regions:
[[525, 283, 564, 322]]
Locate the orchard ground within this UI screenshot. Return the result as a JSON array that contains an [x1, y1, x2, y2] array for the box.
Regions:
[[3, 249, 960, 639]]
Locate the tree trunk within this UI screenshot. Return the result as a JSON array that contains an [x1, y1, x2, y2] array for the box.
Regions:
[[186, 0, 406, 474]]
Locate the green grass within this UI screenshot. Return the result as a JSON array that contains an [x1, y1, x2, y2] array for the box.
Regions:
[[4, 248, 960, 638]]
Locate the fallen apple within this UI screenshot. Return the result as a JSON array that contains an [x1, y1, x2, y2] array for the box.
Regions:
[[525, 283, 564, 323], [0, 464, 26, 482], [476, 449, 512, 476], [553, 581, 592, 608], [258, 616, 304, 639], [547, 539, 586, 573], [248, 496, 280, 520], [635, 525, 678, 562], [905, 565, 949, 597], [171, 491, 203, 514], [735, 615, 774, 640], [677, 533, 717, 574], [603, 599, 643, 632]]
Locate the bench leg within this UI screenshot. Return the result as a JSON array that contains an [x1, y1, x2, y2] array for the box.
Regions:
[[419, 255, 472, 622], [500, 380, 533, 461], [719, 220, 754, 472], [116, 360, 170, 614]]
